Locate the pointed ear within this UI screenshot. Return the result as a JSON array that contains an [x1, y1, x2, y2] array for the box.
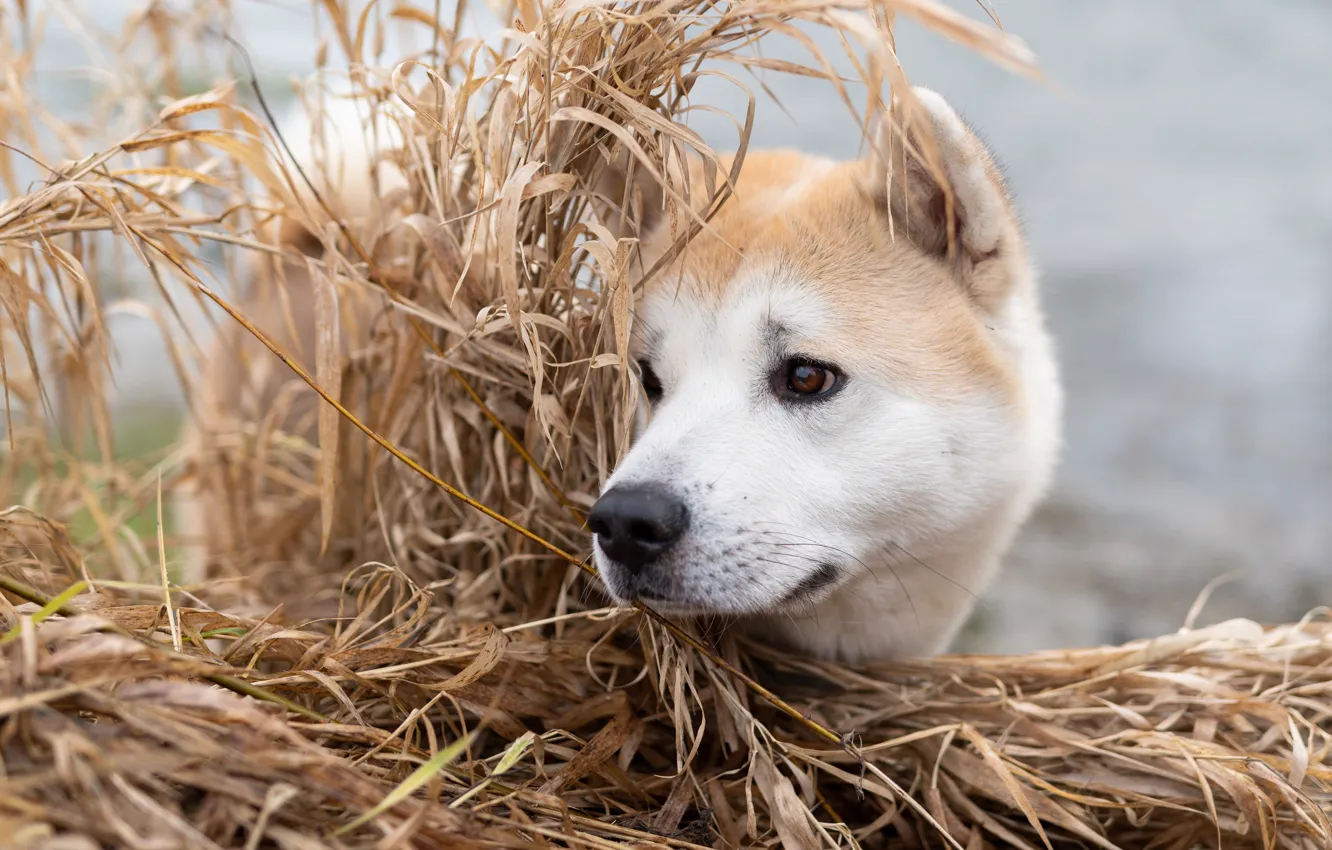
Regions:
[[267, 96, 410, 260], [866, 87, 1020, 302], [590, 144, 683, 244]]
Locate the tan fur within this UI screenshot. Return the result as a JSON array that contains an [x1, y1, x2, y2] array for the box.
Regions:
[[635, 153, 1019, 402]]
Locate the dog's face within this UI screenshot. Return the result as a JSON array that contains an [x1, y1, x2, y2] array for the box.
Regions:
[[589, 90, 1055, 635]]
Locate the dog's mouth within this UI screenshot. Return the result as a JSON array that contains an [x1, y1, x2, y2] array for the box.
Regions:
[[593, 558, 716, 616], [595, 556, 846, 618], [632, 587, 675, 605], [630, 594, 710, 617], [779, 560, 842, 606], [599, 571, 692, 612]]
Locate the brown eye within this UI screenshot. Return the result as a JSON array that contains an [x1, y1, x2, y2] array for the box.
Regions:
[[782, 358, 841, 399], [638, 359, 663, 402]]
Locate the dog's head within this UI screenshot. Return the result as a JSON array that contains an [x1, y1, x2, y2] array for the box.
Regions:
[[588, 89, 1059, 648]]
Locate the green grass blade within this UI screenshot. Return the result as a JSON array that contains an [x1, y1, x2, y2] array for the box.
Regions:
[[334, 731, 476, 835]]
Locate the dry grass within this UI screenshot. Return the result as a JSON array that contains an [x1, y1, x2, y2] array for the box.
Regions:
[[2, 1, 1330, 848]]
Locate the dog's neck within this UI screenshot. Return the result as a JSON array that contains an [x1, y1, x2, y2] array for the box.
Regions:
[[741, 513, 1018, 663], [760, 286, 1060, 664]]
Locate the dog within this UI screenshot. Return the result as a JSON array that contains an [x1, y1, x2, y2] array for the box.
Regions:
[[587, 88, 1062, 662], [174, 95, 402, 591], [180, 86, 1061, 663]]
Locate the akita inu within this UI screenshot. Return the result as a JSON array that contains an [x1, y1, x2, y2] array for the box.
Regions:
[[180, 87, 1061, 663], [587, 88, 1062, 662]]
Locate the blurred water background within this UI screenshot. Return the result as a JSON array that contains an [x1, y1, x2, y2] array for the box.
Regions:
[[19, 0, 1331, 652]]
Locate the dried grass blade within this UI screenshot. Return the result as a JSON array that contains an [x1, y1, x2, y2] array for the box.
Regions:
[[753, 745, 823, 850], [313, 262, 342, 555], [539, 709, 632, 796]]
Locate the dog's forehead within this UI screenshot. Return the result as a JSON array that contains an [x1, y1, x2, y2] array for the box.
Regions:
[[636, 270, 836, 360], [640, 153, 858, 302], [632, 152, 1010, 395], [638, 151, 967, 319]]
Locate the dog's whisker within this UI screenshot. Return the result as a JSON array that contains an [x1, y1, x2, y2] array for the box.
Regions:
[[747, 531, 921, 635], [742, 528, 873, 568], [746, 529, 960, 628], [756, 549, 832, 568], [881, 540, 978, 600]]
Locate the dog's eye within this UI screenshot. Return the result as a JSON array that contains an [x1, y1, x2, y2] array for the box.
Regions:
[[780, 358, 841, 399], [637, 359, 663, 403]]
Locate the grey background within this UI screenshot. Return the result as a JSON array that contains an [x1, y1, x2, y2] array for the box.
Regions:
[[24, 1, 1331, 652]]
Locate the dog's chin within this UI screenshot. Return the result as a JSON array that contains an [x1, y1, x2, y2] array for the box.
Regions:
[[618, 594, 761, 620], [596, 571, 707, 616], [595, 568, 801, 619], [619, 592, 825, 620], [629, 596, 715, 618], [594, 563, 735, 617]]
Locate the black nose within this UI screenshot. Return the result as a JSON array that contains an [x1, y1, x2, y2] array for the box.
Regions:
[[587, 484, 689, 573]]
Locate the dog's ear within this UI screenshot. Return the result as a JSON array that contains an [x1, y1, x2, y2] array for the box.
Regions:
[[865, 87, 1019, 304], [266, 97, 411, 260], [273, 213, 327, 259], [590, 145, 681, 244], [271, 153, 411, 260]]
